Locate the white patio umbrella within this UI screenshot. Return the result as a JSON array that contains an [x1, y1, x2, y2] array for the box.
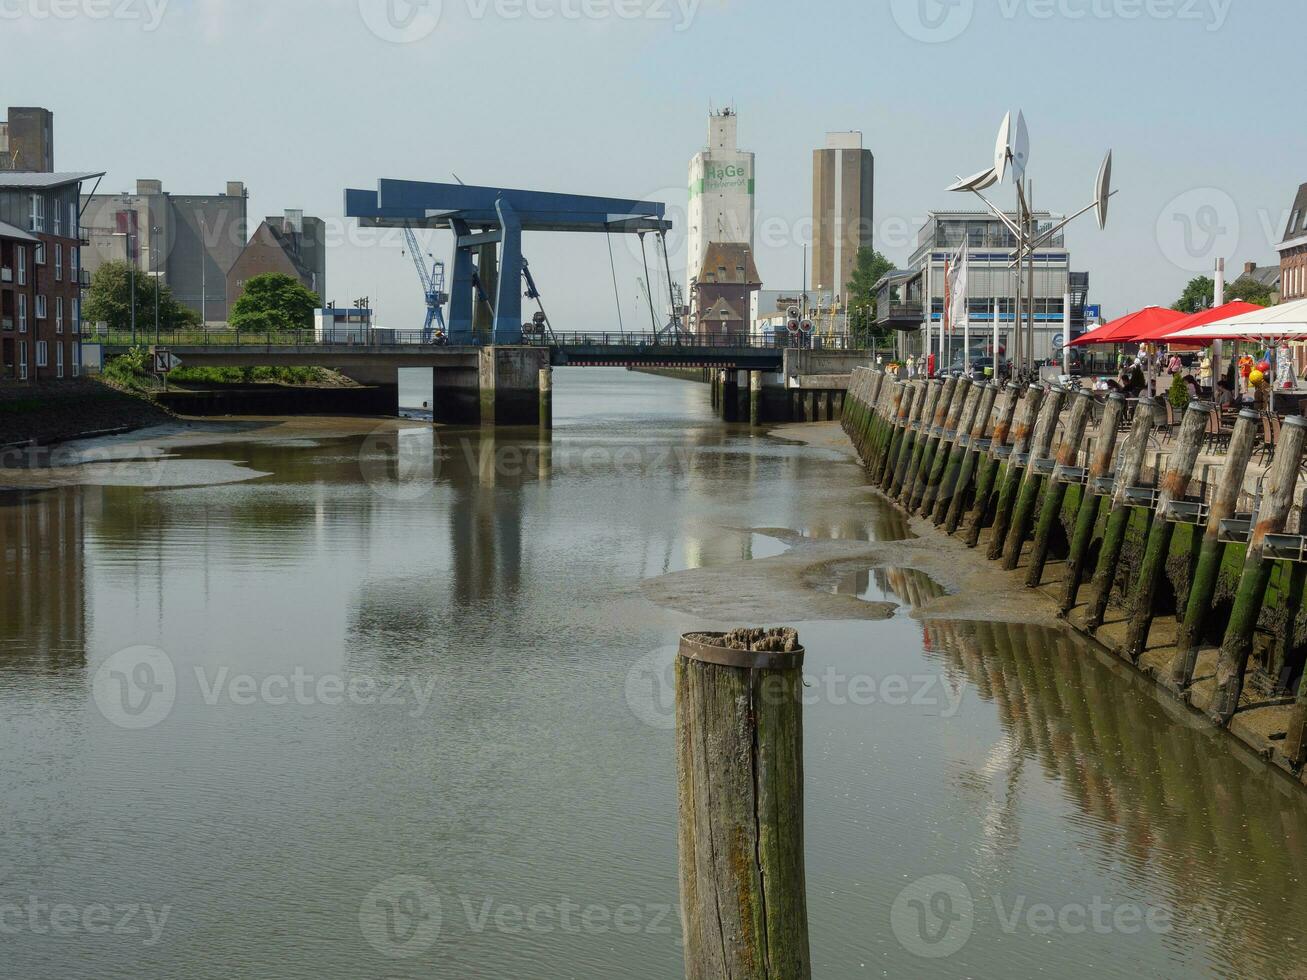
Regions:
[[1168, 298, 1307, 411]]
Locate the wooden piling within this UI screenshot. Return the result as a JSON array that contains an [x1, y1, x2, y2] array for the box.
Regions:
[[676, 629, 811, 979], [945, 383, 1000, 535], [1059, 394, 1127, 614], [964, 386, 1021, 548], [1209, 416, 1307, 725], [874, 383, 909, 487], [1001, 386, 1066, 570], [1120, 402, 1214, 661], [987, 385, 1045, 561], [920, 379, 974, 519], [933, 382, 986, 525], [1171, 410, 1259, 695], [906, 378, 956, 511], [898, 381, 941, 503], [1083, 406, 1155, 632], [887, 381, 926, 496], [1026, 389, 1095, 586]]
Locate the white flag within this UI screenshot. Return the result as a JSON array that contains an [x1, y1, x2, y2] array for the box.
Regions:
[[949, 239, 969, 334]]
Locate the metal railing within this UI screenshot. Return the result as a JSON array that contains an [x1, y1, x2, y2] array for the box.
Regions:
[[529, 332, 862, 351], [90, 327, 869, 353]]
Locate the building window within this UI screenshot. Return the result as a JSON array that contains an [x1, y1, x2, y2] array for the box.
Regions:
[[72, 341, 81, 377], [17, 294, 26, 333], [56, 296, 63, 333], [54, 204, 63, 237], [18, 341, 26, 380], [72, 298, 80, 335], [35, 243, 45, 266], [69, 202, 78, 240], [16, 245, 25, 285], [71, 246, 79, 280], [36, 340, 47, 368], [28, 194, 44, 233], [55, 244, 62, 281], [35, 295, 46, 320], [56, 341, 63, 378]]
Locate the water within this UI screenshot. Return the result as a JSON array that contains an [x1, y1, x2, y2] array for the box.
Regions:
[[4, 368, 1307, 979]]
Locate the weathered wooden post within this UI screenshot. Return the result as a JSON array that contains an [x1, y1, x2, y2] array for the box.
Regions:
[[1026, 389, 1095, 586], [944, 383, 1000, 535], [897, 380, 941, 503], [1209, 416, 1307, 725], [886, 382, 924, 495], [1083, 406, 1154, 632], [750, 371, 764, 427], [677, 628, 811, 980], [933, 381, 986, 525], [987, 385, 1045, 561], [1001, 386, 1066, 570], [921, 379, 976, 519], [874, 383, 908, 486], [964, 386, 1021, 548], [906, 377, 956, 511], [1171, 407, 1259, 689], [1059, 394, 1126, 614], [1119, 402, 1214, 661]]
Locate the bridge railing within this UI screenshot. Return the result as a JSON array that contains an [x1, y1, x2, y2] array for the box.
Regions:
[[90, 327, 441, 349], [527, 332, 863, 350]]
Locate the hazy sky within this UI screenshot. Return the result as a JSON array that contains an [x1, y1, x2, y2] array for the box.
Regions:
[[8, 0, 1301, 328]]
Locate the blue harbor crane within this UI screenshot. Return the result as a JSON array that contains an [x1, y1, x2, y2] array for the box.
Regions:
[[402, 223, 449, 344]]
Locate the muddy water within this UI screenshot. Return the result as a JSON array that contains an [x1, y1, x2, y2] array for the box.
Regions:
[[3, 368, 1307, 979]]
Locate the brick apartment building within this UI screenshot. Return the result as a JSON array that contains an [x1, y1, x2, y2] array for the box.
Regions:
[[1277, 182, 1307, 302], [0, 171, 103, 382]]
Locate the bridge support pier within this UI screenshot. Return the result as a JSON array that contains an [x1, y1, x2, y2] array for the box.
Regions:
[[478, 347, 551, 427], [539, 367, 553, 430]]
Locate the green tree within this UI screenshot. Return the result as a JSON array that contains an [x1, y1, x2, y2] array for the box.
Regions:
[[1226, 276, 1275, 307], [1173, 275, 1214, 313], [845, 246, 895, 348], [229, 273, 321, 334], [83, 260, 201, 334]]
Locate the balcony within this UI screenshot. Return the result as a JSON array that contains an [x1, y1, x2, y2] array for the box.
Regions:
[[876, 303, 926, 330]]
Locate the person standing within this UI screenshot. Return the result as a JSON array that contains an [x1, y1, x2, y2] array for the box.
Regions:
[[1199, 351, 1213, 393]]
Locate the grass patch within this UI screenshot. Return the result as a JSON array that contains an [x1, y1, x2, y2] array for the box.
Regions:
[[168, 365, 329, 385]]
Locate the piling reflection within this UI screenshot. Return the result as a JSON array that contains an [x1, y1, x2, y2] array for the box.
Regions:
[[923, 616, 1307, 978]]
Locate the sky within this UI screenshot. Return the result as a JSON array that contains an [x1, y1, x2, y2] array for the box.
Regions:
[[7, 0, 1302, 329]]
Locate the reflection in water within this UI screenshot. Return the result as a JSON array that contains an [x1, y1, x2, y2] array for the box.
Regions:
[[832, 563, 948, 607], [923, 618, 1307, 980], [0, 487, 88, 671], [4, 369, 1307, 979]]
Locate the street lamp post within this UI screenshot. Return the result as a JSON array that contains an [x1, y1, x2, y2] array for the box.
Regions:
[[113, 230, 137, 345]]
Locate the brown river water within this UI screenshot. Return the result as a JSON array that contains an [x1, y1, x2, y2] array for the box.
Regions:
[[3, 368, 1307, 979]]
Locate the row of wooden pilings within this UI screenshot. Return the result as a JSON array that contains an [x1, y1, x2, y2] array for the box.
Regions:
[[841, 367, 1307, 774]]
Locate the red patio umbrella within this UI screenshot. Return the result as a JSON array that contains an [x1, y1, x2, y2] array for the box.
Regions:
[[1067, 306, 1188, 347], [1145, 301, 1269, 344]]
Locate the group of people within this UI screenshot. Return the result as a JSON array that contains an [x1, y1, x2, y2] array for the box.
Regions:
[[1093, 347, 1281, 410]]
